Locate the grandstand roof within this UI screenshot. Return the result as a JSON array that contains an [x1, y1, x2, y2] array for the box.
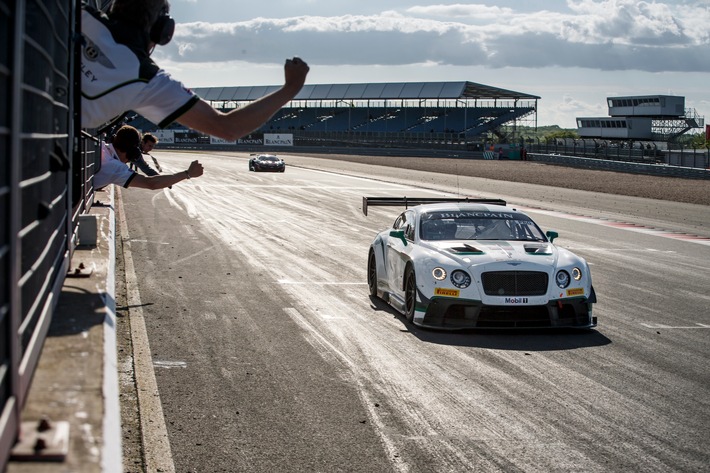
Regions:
[[191, 81, 540, 103]]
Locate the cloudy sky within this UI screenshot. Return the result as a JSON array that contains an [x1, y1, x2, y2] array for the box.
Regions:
[[154, 0, 710, 128]]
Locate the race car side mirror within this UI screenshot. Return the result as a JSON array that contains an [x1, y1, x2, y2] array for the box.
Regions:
[[389, 230, 408, 246], [546, 230, 559, 243]]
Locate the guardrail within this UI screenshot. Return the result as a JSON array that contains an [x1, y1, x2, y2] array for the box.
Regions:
[[529, 153, 710, 180], [157, 140, 710, 179], [526, 139, 710, 171]]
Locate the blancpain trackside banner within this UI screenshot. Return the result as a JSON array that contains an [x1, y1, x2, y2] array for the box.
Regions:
[[210, 136, 237, 145], [151, 129, 175, 144], [264, 134, 293, 147]]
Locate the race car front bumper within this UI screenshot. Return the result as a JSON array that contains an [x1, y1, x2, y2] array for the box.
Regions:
[[254, 164, 285, 172], [417, 296, 596, 330]]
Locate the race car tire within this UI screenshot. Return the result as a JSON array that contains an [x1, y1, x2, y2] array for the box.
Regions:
[[367, 250, 378, 297], [404, 267, 417, 323]]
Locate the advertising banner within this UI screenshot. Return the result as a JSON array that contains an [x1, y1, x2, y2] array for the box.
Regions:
[[174, 132, 200, 144], [238, 134, 264, 145], [706, 125, 710, 142], [210, 136, 237, 145], [264, 133, 294, 147], [152, 129, 175, 144]]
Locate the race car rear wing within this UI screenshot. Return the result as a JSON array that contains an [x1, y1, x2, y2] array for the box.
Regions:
[[362, 197, 507, 216]]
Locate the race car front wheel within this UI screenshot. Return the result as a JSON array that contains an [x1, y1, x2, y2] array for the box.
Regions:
[[367, 250, 378, 297], [404, 267, 417, 322]]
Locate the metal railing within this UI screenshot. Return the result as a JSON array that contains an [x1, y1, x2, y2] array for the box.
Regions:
[[525, 137, 710, 170], [0, 0, 97, 468]]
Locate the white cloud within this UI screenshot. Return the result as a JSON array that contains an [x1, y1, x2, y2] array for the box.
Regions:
[[157, 2, 710, 73], [406, 4, 515, 20]]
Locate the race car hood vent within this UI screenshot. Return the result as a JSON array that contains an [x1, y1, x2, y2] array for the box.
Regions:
[[431, 241, 558, 266], [523, 244, 553, 255], [447, 244, 485, 254]]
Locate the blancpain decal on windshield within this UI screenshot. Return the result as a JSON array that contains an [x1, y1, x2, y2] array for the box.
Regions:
[[437, 212, 516, 219]]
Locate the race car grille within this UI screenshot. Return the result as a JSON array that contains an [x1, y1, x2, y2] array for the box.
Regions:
[[481, 271, 548, 296]]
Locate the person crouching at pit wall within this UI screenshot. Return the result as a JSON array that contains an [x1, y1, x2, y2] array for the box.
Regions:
[[95, 125, 202, 190], [129, 132, 162, 174], [141, 133, 163, 172]]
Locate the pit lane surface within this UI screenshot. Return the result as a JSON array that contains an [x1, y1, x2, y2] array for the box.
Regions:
[[119, 151, 710, 472]]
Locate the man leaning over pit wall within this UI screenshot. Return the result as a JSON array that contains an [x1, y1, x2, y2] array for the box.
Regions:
[[95, 124, 203, 190], [80, 0, 310, 139], [129, 132, 161, 175], [140, 133, 163, 172]]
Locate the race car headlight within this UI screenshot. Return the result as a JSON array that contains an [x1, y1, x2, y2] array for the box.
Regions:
[[572, 267, 582, 281], [556, 270, 571, 288], [451, 270, 471, 288], [432, 267, 447, 281]]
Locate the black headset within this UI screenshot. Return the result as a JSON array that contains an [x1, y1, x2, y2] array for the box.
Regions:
[[125, 145, 143, 163], [150, 7, 175, 46]]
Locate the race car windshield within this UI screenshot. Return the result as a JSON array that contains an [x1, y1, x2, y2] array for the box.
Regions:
[[261, 156, 279, 161], [419, 211, 546, 241]]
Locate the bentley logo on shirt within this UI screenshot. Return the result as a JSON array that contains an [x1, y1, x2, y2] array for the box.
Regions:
[[82, 37, 116, 69]]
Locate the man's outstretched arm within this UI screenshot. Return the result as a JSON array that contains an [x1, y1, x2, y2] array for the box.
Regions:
[[176, 57, 309, 141], [129, 160, 204, 190]]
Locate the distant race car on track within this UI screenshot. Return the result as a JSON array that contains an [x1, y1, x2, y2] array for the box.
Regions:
[[249, 154, 285, 172], [364, 197, 597, 330]]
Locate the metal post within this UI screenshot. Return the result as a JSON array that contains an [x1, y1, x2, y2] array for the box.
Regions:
[[628, 140, 632, 161]]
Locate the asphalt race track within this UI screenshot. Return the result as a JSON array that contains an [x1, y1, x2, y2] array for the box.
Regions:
[[117, 150, 710, 473]]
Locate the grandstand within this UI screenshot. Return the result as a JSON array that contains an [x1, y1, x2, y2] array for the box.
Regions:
[[129, 81, 539, 143]]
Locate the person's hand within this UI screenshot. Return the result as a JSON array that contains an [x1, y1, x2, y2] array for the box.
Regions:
[[284, 57, 309, 94], [188, 160, 204, 178]]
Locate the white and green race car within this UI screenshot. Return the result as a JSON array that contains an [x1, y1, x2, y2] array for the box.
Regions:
[[365, 197, 597, 330]]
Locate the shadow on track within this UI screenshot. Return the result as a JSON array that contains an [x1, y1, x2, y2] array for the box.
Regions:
[[369, 296, 611, 351]]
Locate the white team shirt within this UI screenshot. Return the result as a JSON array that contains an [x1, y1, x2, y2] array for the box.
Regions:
[[80, 8, 199, 129], [94, 142, 137, 189]]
